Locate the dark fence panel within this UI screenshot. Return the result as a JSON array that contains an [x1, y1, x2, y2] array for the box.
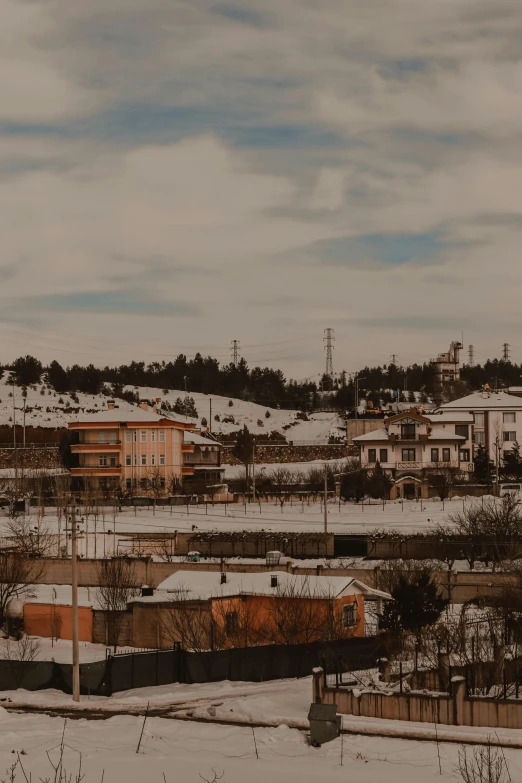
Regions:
[[0, 636, 385, 696]]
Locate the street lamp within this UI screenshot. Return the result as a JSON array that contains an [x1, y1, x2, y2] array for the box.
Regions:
[[355, 377, 367, 421]]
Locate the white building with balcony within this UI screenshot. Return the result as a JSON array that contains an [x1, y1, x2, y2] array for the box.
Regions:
[[353, 408, 474, 499], [438, 388, 522, 463]]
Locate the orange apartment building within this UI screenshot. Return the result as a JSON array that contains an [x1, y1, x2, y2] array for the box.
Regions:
[[68, 400, 195, 491]]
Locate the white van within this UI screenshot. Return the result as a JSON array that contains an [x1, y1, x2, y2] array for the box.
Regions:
[[500, 483, 522, 497]]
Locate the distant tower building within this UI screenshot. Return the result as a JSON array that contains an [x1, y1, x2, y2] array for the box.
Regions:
[[502, 343, 511, 362], [468, 345, 475, 367], [430, 340, 463, 404], [324, 328, 335, 377], [231, 340, 240, 366]]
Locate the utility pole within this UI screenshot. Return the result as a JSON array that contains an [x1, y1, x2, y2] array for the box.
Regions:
[[12, 384, 18, 495], [252, 437, 256, 503], [209, 398, 212, 434], [354, 376, 366, 421], [323, 328, 335, 377], [468, 345, 475, 367], [502, 343, 511, 362], [324, 465, 328, 533], [71, 507, 80, 702], [231, 340, 240, 366]]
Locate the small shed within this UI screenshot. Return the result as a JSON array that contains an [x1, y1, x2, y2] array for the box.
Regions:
[[308, 703, 341, 747]]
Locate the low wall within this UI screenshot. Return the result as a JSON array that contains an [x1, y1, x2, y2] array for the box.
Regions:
[[319, 674, 522, 730]]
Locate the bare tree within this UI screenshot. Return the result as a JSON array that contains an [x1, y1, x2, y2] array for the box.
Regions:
[[2, 636, 41, 688], [5, 517, 56, 558], [0, 553, 43, 624], [96, 558, 139, 650], [160, 587, 212, 651], [430, 462, 459, 502], [457, 741, 509, 783], [267, 468, 295, 510]]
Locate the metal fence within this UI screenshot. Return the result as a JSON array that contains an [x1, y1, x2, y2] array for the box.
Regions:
[[0, 636, 385, 697]]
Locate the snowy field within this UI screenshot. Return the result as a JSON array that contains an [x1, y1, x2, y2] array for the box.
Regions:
[[2, 677, 522, 782], [0, 497, 478, 558]]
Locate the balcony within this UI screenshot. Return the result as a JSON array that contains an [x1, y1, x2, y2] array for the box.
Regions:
[[70, 466, 122, 476], [397, 462, 422, 470], [71, 441, 121, 453], [395, 434, 421, 441]]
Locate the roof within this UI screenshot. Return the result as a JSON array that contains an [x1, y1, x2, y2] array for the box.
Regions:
[[354, 427, 465, 443], [426, 412, 474, 423], [184, 431, 220, 447], [353, 428, 388, 442], [69, 408, 195, 426], [149, 570, 391, 601], [440, 391, 522, 410], [20, 584, 102, 608]]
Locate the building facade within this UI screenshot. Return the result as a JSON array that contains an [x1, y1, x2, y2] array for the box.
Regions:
[[182, 431, 224, 488], [354, 408, 474, 498], [439, 388, 522, 464], [68, 400, 194, 491]]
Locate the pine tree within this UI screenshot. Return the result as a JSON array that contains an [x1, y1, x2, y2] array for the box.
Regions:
[[381, 570, 448, 639], [233, 425, 254, 480], [474, 443, 494, 483]]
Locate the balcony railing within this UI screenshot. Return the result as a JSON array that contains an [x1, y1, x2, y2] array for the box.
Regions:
[[395, 434, 421, 441], [78, 439, 121, 445], [397, 462, 422, 470]]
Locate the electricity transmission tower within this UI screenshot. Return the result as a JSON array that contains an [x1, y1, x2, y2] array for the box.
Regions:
[[390, 354, 398, 366], [502, 343, 511, 362], [323, 328, 335, 377], [468, 345, 475, 367], [231, 340, 240, 365]]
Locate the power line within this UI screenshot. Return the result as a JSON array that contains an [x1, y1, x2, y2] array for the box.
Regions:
[[323, 328, 335, 377]]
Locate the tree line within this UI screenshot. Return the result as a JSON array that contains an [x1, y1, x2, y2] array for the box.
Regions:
[[4, 353, 522, 413]]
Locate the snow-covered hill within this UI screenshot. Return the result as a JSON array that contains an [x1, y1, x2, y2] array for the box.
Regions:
[[0, 377, 346, 442]]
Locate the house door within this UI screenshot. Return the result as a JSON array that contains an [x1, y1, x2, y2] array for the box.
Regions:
[[403, 483, 416, 500]]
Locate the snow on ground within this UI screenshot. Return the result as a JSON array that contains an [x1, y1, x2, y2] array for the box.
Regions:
[[2, 677, 522, 782], [0, 497, 478, 560], [0, 376, 345, 442], [0, 636, 136, 664]]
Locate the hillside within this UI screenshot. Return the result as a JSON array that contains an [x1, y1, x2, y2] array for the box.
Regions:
[[0, 377, 346, 442]]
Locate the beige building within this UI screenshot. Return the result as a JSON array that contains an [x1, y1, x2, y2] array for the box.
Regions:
[[68, 401, 194, 491]]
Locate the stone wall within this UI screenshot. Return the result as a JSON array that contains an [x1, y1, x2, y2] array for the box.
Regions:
[[0, 447, 60, 470], [222, 444, 351, 466]]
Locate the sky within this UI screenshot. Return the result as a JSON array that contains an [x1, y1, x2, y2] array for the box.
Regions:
[[1, 0, 522, 382]]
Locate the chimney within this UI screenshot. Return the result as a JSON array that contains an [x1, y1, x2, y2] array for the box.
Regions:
[[107, 400, 115, 411], [220, 573, 227, 584], [271, 575, 278, 588], [154, 397, 161, 414], [140, 401, 149, 411], [482, 388, 491, 400]]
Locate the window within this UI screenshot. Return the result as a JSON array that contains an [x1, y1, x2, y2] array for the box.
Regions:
[[442, 448, 451, 462], [460, 449, 470, 462], [402, 448, 416, 461], [140, 478, 147, 489], [151, 431, 156, 443], [141, 455, 147, 466], [126, 478, 132, 489], [140, 431, 147, 442], [125, 430, 132, 443], [504, 412, 516, 423], [455, 425, 469, 439], [379, 449, 388, 463], [401, 423, 416, 439], [160, 455, 165, 466], [151, 454, 156, 467], [99, 431, 108, 443], [225, 612, 238, 635], [431, 448, 439, 463], [342, 603, 357, 628], [504, 432, 517, 442], [474, 413, 485, 427], [159, 429, 165, 443], [125, 455, 131, 466], [474, 431, 485, 446], [99, 456, 107, 466], [134, 455, 137, 466], [368, 449, 377, 463], [110, 457, 116, 467]]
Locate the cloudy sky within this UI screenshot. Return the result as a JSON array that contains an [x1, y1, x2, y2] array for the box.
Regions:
[[0, 0, 521, 380]]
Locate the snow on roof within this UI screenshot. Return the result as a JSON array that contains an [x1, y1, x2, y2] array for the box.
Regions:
[[69, 408, 194, 426], [353, 428, 388, 442], [184, 431, 220, 446], [440, 391, 522, 410], [354, 427, 465, 443], [21, 584, 102, 608], [426, 412, 474, 423], [152, 570, 390, 601]]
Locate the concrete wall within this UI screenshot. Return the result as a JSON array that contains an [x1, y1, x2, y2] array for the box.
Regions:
[[346, 420, 384, 446]]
